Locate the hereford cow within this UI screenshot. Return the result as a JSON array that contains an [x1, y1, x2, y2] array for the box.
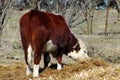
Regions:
[[19, 10, 88, 77]]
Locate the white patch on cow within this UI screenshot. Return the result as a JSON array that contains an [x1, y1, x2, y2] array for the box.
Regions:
[[27, 44, 32, 64], [26, 65, 32, 75], [57, 63, 62, 70], [68, 39, 89, 61], [33, 64, 39, 77], [44, 40, 57, 52]]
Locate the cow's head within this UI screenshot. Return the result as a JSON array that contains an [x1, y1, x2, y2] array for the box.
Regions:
[[67, 34, 89, 60]]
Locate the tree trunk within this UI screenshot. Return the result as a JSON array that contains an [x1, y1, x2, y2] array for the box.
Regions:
[[105, 5, 109, 35], [115, 0, 120, 19]]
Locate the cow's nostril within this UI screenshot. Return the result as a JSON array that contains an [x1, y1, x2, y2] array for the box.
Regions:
[[68, 56, 72, 58]]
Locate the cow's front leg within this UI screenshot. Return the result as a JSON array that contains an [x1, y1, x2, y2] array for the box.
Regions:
[[44, 52, 50, 69], [56, 45, 63, 70], [57, 55, 62, 70]]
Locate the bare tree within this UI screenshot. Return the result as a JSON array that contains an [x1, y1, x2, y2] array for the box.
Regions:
[[79, 0, 97, 35], [105, 3, 109, 35], [105, 0, 120, 35], [0, 0, 14, 37]]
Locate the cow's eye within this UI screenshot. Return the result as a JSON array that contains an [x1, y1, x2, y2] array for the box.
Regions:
[[74, 44, 81, 51]]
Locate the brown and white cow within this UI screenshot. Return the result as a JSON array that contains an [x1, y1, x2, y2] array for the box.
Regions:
[[19, 10, 88, 77]]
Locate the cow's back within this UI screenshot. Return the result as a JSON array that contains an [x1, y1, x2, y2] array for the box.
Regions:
[[20, 10, 71, 49]]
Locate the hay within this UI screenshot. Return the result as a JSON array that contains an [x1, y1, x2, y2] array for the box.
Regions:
[[0, 59, 120, 80]]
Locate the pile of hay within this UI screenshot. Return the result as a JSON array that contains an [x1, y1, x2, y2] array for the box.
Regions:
[[0, 59, 120, 80], [38, 59, 120, 80]]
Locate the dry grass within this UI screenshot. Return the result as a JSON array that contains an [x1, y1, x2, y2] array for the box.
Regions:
[[0, 58, 120, 80]]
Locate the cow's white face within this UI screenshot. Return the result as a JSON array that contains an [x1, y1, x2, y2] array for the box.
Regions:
[[68, 40, 89, 60]]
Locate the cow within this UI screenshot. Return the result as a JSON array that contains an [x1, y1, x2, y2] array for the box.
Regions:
[[19, 10, 88, 77]]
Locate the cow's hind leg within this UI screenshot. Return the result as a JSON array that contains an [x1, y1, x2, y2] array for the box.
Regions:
[[21, 36, 32, 75], [33, 47, 43, 77], [26, 44, 32, 75], [22, 44, 32, 75], [43, 52, 50, 69]]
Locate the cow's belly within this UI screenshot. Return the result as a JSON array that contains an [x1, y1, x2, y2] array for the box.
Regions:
[[43, 40, 57, 53]]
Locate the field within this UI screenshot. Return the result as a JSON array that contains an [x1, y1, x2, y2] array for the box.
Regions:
[[0, 9, 120, 80]]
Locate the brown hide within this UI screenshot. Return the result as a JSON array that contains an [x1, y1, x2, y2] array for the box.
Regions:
[[19, 10, 80, 77]]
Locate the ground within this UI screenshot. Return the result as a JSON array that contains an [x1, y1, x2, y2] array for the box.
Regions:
[[0, 9, 120, 80]]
